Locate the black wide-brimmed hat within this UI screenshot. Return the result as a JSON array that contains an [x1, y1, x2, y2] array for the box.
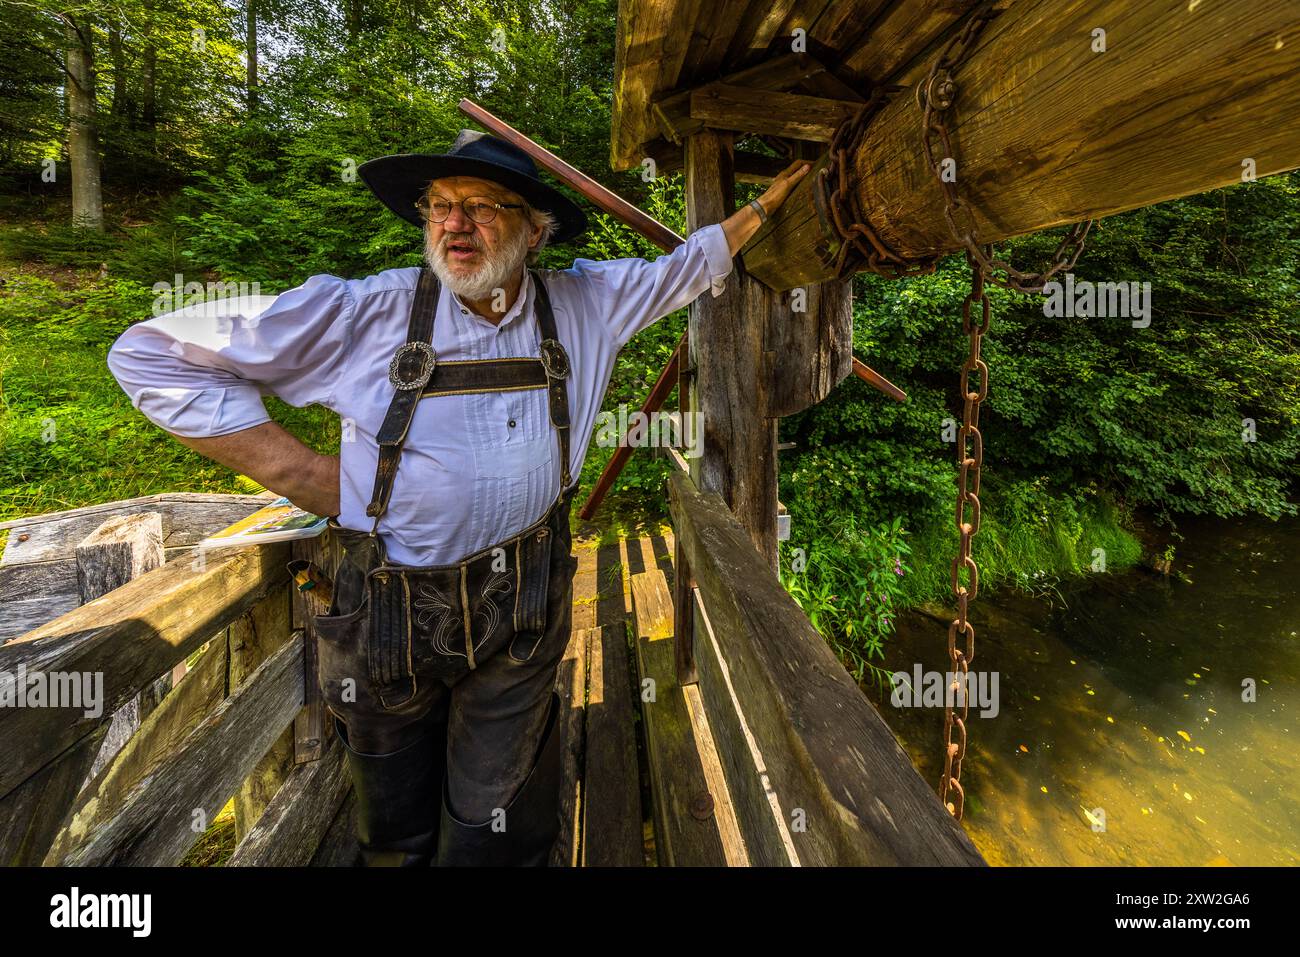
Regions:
[[358, 129, 588, 244]]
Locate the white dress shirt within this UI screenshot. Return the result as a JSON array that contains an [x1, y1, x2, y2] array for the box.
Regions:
[[107, 223, 733, 565]]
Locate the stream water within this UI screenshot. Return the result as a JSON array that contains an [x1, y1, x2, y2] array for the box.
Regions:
[[875, 515, 1299, 866]]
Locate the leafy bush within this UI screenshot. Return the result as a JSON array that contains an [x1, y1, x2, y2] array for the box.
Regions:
[[780, 515, 912, 689]]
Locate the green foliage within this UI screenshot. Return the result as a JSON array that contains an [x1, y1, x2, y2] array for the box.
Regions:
[[780, 515, 911, 688], [0, 269, 337, 520], [780, 172, 1299, 612]]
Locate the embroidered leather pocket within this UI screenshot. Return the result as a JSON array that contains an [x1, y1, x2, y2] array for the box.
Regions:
[[365, 569, 417, 709], [511, 524, 553, 641]]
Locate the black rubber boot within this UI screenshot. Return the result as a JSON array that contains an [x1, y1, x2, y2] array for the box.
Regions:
[[435, 691, 563, 867], [338, 714, 447, 867]]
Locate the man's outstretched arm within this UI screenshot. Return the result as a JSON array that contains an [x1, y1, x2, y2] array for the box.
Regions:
[[719, 159, 811, 256], [173, 422, 341, 518]]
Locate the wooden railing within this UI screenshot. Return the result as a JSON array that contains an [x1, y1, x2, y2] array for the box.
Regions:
[[0, 521, 345, 866], [662, 469, 984, 866]]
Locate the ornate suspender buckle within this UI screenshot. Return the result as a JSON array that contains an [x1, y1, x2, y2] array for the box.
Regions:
[[388, 341, 437, 390], [538, 338, 570, 380]]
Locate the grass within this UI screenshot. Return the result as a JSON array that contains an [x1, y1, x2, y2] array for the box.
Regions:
[[0, 262, 339, 522], [179, 798, 238, 867], [778, 490, 1144, 685]]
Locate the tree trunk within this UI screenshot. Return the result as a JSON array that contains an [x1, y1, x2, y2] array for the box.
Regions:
[[64, 18, 104, 232], [141, 0, 157, 145], [246, 0, 258, 114], [108, 26, 129, 119]]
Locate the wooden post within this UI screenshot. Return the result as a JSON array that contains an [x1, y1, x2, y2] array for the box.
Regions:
[[230, 584, 294, 840], [77, 512, 165, 783], [683, 130, 779, 568], [0, 513, 163, 864], [673, 327, 697, 685]]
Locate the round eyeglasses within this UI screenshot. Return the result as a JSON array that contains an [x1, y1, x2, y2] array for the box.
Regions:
[[415, 195, 524, 225]]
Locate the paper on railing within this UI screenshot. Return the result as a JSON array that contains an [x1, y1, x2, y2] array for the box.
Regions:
[[197, 496, 328, 550]]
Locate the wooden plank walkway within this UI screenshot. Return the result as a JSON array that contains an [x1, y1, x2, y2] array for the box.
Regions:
[[312, 531, 723, 867]]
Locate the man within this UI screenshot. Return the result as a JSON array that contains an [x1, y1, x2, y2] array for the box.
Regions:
[[108, 129, 808, 866]]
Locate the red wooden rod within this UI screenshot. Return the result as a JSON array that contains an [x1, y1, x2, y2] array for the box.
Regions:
[[458, 99, 684, 252]]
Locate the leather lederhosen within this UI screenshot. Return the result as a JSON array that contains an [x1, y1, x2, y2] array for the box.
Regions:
[[307, 266, 580, 723]]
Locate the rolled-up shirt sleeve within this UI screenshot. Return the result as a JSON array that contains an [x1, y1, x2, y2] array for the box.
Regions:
[[566, 222, 734, 349], [107, 274, 356, 438]]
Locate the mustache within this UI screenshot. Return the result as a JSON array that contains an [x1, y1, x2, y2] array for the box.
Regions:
[[442, 235, 481, 251]]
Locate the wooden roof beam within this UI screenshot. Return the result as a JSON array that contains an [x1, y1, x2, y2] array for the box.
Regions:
[[653, 51, 849, 144], [741, 0, 1300, 291], [690, 83, 863, 142]]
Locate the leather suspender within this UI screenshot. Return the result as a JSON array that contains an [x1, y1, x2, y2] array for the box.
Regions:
[[365, 267, 572, 535], [533, 271, 572, 491]]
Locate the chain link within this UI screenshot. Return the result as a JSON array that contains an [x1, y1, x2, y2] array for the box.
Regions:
[[914, 0, 1092, 820], [918, 0, 1093, 294], [815, 87, 939, 280], [810, 0, 1094, 820]]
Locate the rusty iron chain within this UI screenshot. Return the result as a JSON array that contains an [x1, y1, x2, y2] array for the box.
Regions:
[[810, 0, 1094, 821], [918, 0, 1092, 294], [915, 0, 1092, 820], [814, 86, 940, 280], [940, 249, 989, 820]]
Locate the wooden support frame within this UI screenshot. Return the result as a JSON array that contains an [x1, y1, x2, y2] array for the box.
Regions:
[[0, 541, 290, 800], [690, 83, 863, 143], [47, 636, 305, 866], [667, 470, 984, 866]]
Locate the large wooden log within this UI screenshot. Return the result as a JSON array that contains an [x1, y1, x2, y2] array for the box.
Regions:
[[742, 0, 1300, 290], [46, 636, 304, 866], [667, 470, 984, 866], [0, 541, 290, 800]]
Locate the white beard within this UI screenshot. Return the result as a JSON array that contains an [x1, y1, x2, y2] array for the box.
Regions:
[[424, 225, 530, 303]]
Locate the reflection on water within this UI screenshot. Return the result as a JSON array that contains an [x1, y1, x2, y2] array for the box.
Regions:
[[875, 515, 1299, 866]]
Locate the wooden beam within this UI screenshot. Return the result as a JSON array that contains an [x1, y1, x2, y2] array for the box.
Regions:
[[60, 633, 229, 862], [231, 588, 295, 839], [734, 150, 792, 184], [550, 624, 587, 867], [653, 52, 834, 144], [684, 130, 778, 569], [611, 0, 707, 170], [764, 140, 855, 418], [667, 470, 985, 866], [630, 570, 738, 866], [77, 513, 166, 785], [579, 625, 643, 866], [0, 492, 274, 562], [0, 541, 289, 799], [227, 733, 349, 867], [852, 356, 907, 402], [46, 637, 304, 866], [742, 0, 1300, 290], [460, 98, 684, 253], [690, 83, 863, 142], [579, 334, 684, 521]]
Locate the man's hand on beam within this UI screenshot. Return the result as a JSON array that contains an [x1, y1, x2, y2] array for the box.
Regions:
[[721, 159, 810, 257]]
